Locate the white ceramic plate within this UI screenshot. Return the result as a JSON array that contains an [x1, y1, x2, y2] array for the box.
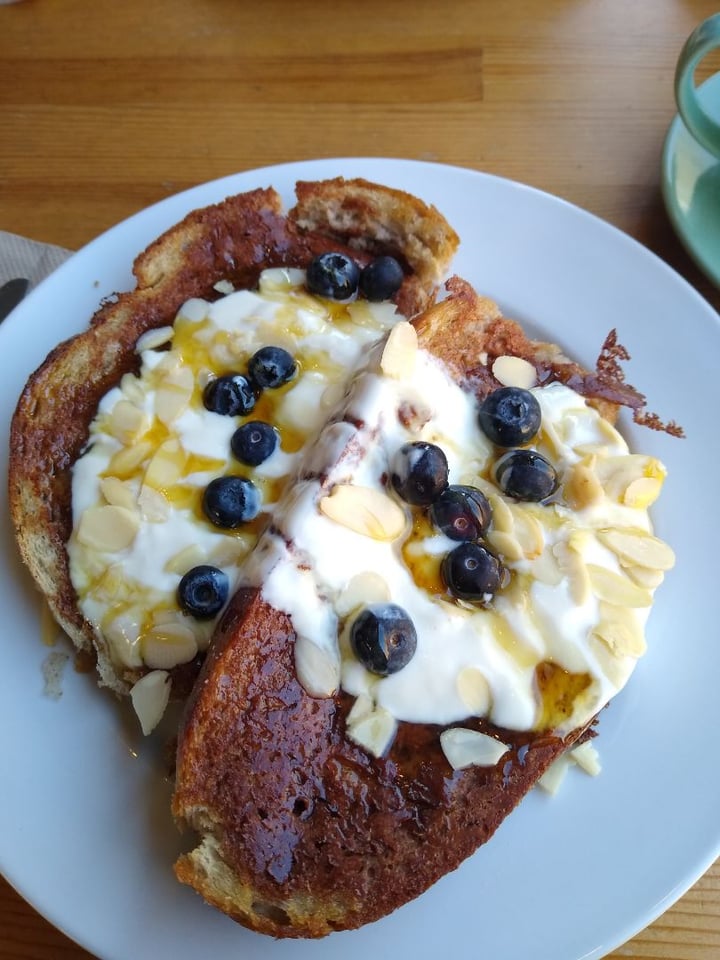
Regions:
[[1, 159, 717, 960]]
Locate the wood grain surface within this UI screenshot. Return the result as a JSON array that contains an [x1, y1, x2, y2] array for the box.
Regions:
[[1, 1, 719, 957]]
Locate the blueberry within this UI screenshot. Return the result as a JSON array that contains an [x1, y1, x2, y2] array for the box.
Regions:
[[350, 603, 417, 676], [177, 565, 229, 620], [202, 476, 261, 527], [248, 346, 297, 390], [429, 484, 492, 541], [441, 542, 504, 602], [306, 252, 360, 301], [390, 441, 449, 506], [494, 449, 558, 502], [231, 420, 279, 466], [203, 374, 255, 416], [478, 386, 541, 447], [360, 256, 404, 301]]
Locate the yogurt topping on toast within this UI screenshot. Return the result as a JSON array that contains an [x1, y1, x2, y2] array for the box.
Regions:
[[68, 268, 674, 746]]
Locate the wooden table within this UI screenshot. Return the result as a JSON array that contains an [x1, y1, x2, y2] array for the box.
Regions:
[[1, 1, 719, 957]]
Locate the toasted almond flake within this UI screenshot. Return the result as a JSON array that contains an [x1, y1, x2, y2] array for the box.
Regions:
[[100, 476, 138, 512], [486, 529, 524, 562], [491, 355, 537, 389], [92, 563, 132, 603], [563, 457, 604, 510], [107, 399, 150, 445], [346, 706, 397, 758], [586, 564, 652, 607], [213, 278, 235, 294], [440, 728, 509, 770], [593, 455, 665, 503], [294, 636, 340, 698], [136, 325, 174, 352], [456, 668, 492, 715], [623, 477, 663, 509], [107, 440, 153, 479], [130, 670, 171, 736], [570, 741, 602, 776], [336, 572, 391, 617], [625, 565, 665, 589], [319, 484, 407, 541], [596, 528, 675, 572], [142, 623, 198, 670], [537, 754, 571, 794], [380, 321, 417, 379], [164, 544, 207, 575], [77, 505, 139, 552]]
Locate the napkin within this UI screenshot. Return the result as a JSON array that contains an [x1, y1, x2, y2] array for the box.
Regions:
[[0, 229, 72, 289]]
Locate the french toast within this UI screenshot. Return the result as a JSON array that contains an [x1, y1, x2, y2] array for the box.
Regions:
[[8, 177, 459, 698], [172, 278, 675, 936]]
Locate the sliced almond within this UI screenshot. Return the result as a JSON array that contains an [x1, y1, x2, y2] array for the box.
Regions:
[[592, 617, 647, 659], [120, 372, 147, 406], [99, 476, 138, 512], [336, 572, 391, 617], [530, 548, 564, 586], [597, 528, 675, 572], [213, 278, 236, 294], [104, 612, 143, 668], [586, 564, 652, 608], [623, 477, 663, 509], [593, 455, 665, 504], [294, 636, 340, 698], [456, 667, 492, 715], [625, 565, 665, 589], [130, 670, 171, 736], [563, 457, 604, 510], [258, 266, 305, 293], [107, 399, 150, 446], [346, 705, 397, 758], [137, 484, 170, 522], [491, 355, 537, 390], [207, 535, 254, 567], [346, 693, 374, 726], [380, 321, 417, 380], [537, 754, 570, 794], [136, 325, 174, 352], [319, 484, 407, 541], [155, 365, 195, 425], [164, 543, 208, 575], [570, 741, 602, 776], [510, 509, 545, 559], [440, 728, 509, 770], [488, 494, 514, 534], [486, 529, 524, 563], [554, 541, 591, 605], [77, 505, 140, 552], [142, 622, 198, 670], [107, 439, 153, 479], [143, 439, 186, 491]]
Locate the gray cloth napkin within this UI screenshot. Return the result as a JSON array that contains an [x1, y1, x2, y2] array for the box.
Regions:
[[0, 229, 73, 289]]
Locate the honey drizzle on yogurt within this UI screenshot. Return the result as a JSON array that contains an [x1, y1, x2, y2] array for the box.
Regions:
[[68, 269, 402, 674]]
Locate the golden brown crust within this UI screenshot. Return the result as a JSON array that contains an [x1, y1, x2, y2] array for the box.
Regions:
[[8, 180, 459, 694], [173, 589, 581, 938]]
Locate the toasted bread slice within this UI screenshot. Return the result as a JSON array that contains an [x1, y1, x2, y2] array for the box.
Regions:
[[172, 279, 655, 937], [8, 179, 459, 696]]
